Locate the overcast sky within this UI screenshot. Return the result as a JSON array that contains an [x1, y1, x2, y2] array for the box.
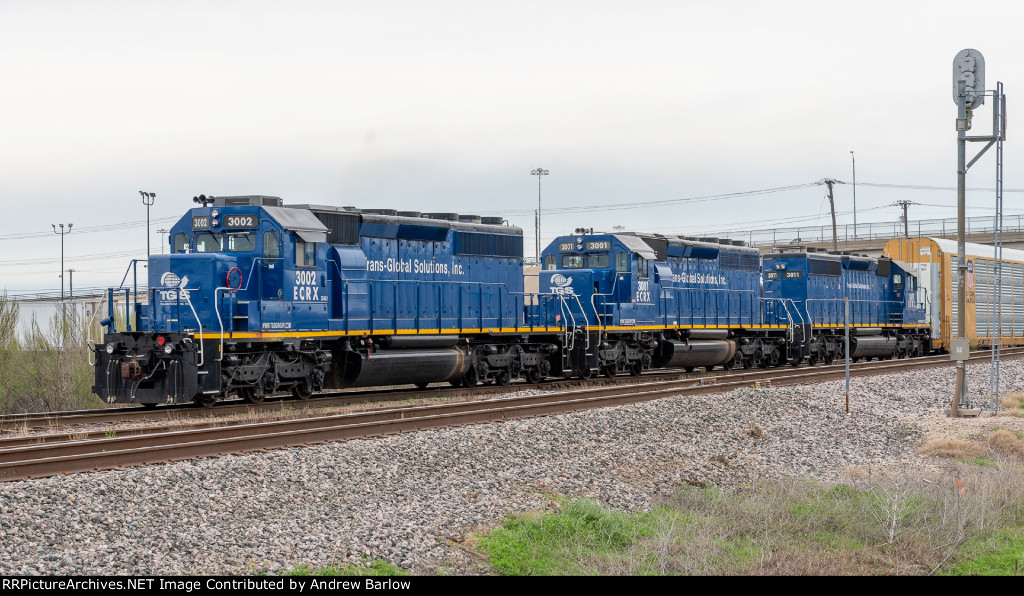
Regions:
[[0, 0, 1020, 294]]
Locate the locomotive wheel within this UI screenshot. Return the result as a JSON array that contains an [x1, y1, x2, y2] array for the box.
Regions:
[[579, 367, 593, 380], [808, 356, 818, 366], [449, 378, 463, 387], [239, 387, 264, 405], [790, 358, 801, 367], [525, 369, 543, 384], [704, 365, 715, 373], [602, 365, 615, 379], [194, 394, 216, 408], [291, 385, 312, 401], [495, 370, 512, 386], [742, 357, 752, 370], [462, 366, 479, 387], [629, 362, 643, 376]]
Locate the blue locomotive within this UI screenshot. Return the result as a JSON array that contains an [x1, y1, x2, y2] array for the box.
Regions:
[[94, 195, 558, 407], [92, 195, 931, 408], [762, 248, 929, 364]]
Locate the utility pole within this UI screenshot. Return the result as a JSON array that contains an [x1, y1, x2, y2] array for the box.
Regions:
[[157, 228, 169, 254], [818, 178, 842, 252], [893, 200, 915, 238]]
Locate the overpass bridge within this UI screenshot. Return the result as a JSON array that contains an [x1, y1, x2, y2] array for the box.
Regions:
[[744, 214, 1024, 256]]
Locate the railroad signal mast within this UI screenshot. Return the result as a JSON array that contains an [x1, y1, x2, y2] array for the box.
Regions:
[[950, 48, 1007, 417]]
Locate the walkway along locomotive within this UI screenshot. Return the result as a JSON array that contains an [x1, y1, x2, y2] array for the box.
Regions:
[[92, 196, 931, 408]]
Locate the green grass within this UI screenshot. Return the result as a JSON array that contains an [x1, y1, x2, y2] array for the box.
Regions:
[[476, 470, 1024, 576], [285, 561, 408, 576], [477, 499, 658, 575], [942, 530, 1024, 576]]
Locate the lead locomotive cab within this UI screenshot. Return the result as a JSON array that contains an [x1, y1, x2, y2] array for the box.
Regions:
[[93, 195, 335, 407]]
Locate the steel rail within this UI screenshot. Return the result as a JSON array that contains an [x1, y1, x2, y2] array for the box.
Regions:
[[4, 347, 1022, 433]]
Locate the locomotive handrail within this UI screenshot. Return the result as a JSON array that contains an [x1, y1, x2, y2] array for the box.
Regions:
[[803, 298, 909, 327], [112, 259, 148, 332], [85, 293, 109, 366], [182, 288, 204, 367], [667, 287, 759, 328]]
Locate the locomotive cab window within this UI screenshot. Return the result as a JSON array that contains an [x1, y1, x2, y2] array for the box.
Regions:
[[173, 233, 188, 253], [587, 254, 609, 268], [296, 239, 316, 267], [893, 273, 903, 290], [561, 254, 585, 269], [637, 255, 649, 278], [225, 232, 255, 253], [544, 255, 556, 270], [194, 232, 221, 253], [615, 252, 628, 272], [263, 231, 280, 259]]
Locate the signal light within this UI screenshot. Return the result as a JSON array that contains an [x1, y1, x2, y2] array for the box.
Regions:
[[157, 336, 166, 346]]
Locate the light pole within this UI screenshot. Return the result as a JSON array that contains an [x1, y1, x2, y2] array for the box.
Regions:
[[850, 151, 857, 239], [52, 223, 73, 323], [140, 191, 156, 257], [530, 168, 549, 262], [157, 228, 169, 254]]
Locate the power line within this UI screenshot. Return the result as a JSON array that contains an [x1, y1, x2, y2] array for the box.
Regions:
[[481, 182, 821, 216], [0, 216, 177, 241]]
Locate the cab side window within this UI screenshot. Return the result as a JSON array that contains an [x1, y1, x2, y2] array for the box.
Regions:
[[615, 252, 628, 272], [544, 255, 555, 270], [173, 233, 188, 253], [264, 231, 280, 259], [295, 239, 316, 267], [637, 255, 649, 278]]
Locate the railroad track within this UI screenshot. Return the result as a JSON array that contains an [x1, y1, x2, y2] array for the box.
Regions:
[[3, 347, 1022, 432], [1, 348, 1018, 482]]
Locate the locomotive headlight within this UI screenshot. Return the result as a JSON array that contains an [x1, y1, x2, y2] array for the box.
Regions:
[[163, 343, 174, 355], [105, 343, 116, 354], [211, 209, 220, 218], [211, 219, 219, 227]]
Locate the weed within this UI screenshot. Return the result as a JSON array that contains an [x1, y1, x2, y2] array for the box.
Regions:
[[285, 560, 407, 576]]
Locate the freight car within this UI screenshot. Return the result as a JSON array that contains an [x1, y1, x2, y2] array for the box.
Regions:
[[883, 237, 1024, 352]]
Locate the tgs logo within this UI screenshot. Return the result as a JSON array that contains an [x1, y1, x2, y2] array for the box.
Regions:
[[550, 274, 575, 296], [158, 272, 190, 301]]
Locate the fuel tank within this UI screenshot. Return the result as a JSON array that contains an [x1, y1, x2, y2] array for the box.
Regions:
[[652, 340, 737, 369], [849, 336, 897, 358], [344, 348, 472, 388]]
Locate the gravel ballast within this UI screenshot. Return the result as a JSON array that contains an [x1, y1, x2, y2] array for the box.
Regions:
[[1, 360, 1022, 575]]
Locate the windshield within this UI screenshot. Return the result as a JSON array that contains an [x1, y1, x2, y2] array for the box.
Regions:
[[193, 232, 256, 253]]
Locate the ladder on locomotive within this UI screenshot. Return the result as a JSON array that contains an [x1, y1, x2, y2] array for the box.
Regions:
[[555, 292, 592, 373]]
